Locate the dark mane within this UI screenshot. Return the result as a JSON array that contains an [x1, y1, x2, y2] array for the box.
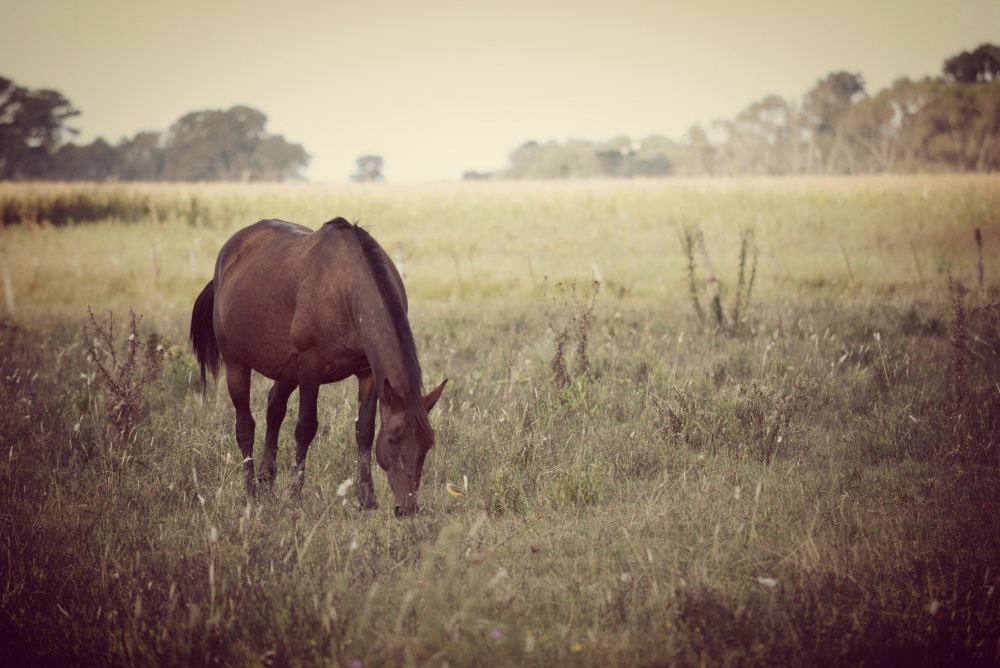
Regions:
[[328, 217, 434, 446]]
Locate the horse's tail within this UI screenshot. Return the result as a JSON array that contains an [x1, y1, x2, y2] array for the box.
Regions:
[[190, 280, 220, 391]]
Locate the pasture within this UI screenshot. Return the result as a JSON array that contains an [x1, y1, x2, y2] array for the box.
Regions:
[[1, 177, 999, 666]]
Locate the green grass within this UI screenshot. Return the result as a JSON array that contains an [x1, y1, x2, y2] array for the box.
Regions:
[[1, 177, 999, 666]]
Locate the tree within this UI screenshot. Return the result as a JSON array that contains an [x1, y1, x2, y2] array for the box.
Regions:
[[0, 77, 79, 179], [351, 155, 384, 182], [943, 44, 1000, 83], [162, 105, 309, 181], [718, 95, 800, 175], [116, 132, 164, 181], [50, 138, 119, 181], [802, 72, 866, 173], [920, 82, 1000, 172], [841, 90, 899, 172], [682, 125, 717, 176]]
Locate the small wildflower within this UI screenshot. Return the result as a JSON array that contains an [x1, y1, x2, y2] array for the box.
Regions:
[[489, 628, 504, 641], [757, 576, 777, 588], [571, 643, 583, 653], [209, 526, 218, 542], [619, 572, 631, 583], [337, 478, 354, 497], [349, 538, 358, 551]]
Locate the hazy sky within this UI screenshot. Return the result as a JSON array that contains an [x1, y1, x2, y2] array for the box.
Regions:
[[3, 0, 998, 182]]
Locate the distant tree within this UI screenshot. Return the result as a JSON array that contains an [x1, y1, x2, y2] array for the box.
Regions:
[[0, 76, 79, 179], [162, 105, 309, 181], [253, 135, 310, 181], [50, 138, 119, 181], [943, 43, 1000, 83], [841, 90, 900, 172], [802, 72, 866, 173], [682, 125, 717, 176], [717, 95, 800, 175], [351, 155, 384, 182], [507, 141, 544, 178], [117, 132, 164, 181], [919, 82, 1000, 172]]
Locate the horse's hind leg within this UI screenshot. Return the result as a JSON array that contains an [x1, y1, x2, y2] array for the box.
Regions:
[[225, 362, 257, 499], [354, 372, 379, 510], [288, 370, 320, 503], [261, 380, 296, 490]]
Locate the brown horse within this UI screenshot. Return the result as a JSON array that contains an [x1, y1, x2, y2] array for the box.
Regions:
[[190, 217, 446, 517]]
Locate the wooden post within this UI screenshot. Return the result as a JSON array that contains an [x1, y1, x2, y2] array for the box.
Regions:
[[909, 241, 925, 289], [975, 229, 984, 299], [0, 249, 14, 313], [839, 243, 854, 283]]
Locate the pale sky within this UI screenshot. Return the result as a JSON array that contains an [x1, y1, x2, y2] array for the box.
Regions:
[[3, 0, 998, 182]]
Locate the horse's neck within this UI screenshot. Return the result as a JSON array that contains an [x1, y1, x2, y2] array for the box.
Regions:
[[356, 296, 410, 392]]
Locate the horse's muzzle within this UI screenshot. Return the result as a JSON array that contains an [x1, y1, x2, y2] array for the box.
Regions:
[[394, 502, 419, 518]]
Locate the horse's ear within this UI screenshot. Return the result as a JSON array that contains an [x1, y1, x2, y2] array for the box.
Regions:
[[382, 378, 404, 411], [423, 379, 447, 413]]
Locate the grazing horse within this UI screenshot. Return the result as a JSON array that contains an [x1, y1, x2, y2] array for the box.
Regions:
[[190, 217, 446, 517]]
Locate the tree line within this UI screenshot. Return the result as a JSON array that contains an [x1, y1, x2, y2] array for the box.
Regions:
[[0, 78, 310, 182], [472, 43, 1000, 180]]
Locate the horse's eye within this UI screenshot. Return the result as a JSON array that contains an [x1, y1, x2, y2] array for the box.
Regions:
[[387, 435, 398, 448]]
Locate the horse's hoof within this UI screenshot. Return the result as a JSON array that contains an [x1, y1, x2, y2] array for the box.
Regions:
[[355, 484, 378, 510]]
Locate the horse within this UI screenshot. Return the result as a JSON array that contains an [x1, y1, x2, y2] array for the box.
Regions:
[[189, 217, 447, 517]]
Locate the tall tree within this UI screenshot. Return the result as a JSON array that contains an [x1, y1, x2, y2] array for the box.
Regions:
[[50, 138, 118, 181], [117, 131, 164, 181], [682, 125, 717, 176], [943, 43, 1000, 83], [920, 82, 1000, 172], [162, 105, 309, 181], [0, 77, 79, 179], [722, 95, 799, 175], [802, 72, 866, 173], [351, 155, 385, 182]]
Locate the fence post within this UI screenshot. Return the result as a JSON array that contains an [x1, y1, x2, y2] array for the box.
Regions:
[[1, 249, 14, 313]]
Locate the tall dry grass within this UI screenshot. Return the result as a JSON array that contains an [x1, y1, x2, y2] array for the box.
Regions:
[[1, 176, 999, 665]]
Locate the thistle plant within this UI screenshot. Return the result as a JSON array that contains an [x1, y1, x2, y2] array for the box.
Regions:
[[679, 220, 757, 333], [543, 277, 600, 393], [83, 307, 163, 445]]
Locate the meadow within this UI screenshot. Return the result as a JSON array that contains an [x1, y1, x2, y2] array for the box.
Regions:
[[1, 176, 998, 666]]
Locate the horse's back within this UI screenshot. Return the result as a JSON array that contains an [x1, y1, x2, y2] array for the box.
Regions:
[[212, 218, 374, 382]]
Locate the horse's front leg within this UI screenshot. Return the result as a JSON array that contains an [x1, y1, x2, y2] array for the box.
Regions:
[[225, 362, 257, 500], [354, 372, 379, 510], [288, 368, 320, 503], [261, 380, 296, 491]]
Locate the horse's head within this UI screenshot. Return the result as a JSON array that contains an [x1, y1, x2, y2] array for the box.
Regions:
[[375, 378, 447, 517]]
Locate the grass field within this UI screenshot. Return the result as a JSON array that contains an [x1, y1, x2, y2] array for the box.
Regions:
[[1, 176, 999, 666]]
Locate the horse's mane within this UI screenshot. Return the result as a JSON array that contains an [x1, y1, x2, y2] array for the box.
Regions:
[[326, 217, 434, 446]]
